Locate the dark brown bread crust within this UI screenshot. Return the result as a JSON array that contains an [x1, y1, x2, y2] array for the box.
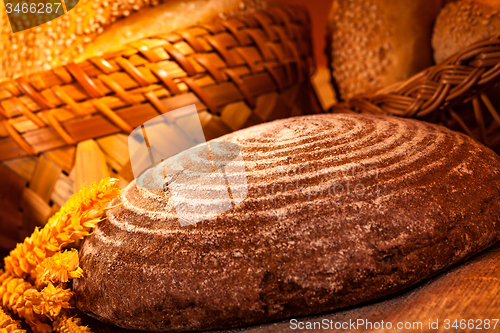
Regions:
[[74, 114, 500, 332]]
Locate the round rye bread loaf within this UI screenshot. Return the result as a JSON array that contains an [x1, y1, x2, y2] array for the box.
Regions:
[[73, 114, 500, 332]]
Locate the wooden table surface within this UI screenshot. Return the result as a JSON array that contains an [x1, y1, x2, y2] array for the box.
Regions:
[[81, 241, 500, 333]]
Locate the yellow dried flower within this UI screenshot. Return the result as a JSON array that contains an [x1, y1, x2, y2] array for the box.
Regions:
[[1, 277, 31, 314], [0, 277, 51, 333], [0, 270, 9, 285], [53, 313, 92, 333], [33, 249, 83, 288], [0, 306, 25, 333], [0, 272, 32, 323], [23, 283, 73, 320], [4, 178, 120, 278]]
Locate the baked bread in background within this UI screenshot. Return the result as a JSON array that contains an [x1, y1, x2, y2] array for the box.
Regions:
[[74, 113, 500, 332], [432, 0, 500, 64], [327, 0, 443, 100], [0, 0, 269, 78]]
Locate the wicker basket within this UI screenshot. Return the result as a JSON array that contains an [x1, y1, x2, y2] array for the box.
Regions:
[[0, 5, 321, 251], [332, 33, 500, 155]]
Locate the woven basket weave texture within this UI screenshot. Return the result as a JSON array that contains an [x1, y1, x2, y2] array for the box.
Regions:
[[0, 5, 321, 251], [332, 33, 500, 155]]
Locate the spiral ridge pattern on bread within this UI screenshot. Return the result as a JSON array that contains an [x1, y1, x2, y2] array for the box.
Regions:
[[74, 114, 500, 332]]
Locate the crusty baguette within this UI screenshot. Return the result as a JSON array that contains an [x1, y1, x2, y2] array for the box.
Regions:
[[0, 0, 268, 78], [74, 113, 500, 332]]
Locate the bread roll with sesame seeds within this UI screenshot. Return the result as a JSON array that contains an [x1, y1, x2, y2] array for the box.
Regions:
[[327, 0, 443, 100], [432, 0, 500, 64], [0, 0, 269, 78]]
